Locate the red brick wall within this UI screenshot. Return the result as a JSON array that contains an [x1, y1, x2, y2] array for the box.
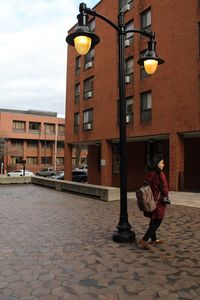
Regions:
[[65, 0, 200, 190], [0, 111, 65, 174]]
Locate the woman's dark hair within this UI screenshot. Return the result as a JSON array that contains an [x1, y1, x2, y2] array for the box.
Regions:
[[145, 154, 163, 172]]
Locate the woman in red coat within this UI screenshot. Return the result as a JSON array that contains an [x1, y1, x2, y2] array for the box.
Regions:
[[139, 154, 171, 250]]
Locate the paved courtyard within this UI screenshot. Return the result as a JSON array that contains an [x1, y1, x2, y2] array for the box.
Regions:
[[0, 184, 199, 300]]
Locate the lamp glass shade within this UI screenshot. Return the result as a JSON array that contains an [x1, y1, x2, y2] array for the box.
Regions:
[[144, 59, 158, 75], [74, 36, 92, 55]]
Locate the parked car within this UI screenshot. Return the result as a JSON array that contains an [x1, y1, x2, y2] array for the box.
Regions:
[[52, 170, 87, 183], [7, 169, 34, 177], [72, 170, 87, 182], [36, 168, 56, 177], [75, 165, 88, 173], [52, 171, 64, 180]]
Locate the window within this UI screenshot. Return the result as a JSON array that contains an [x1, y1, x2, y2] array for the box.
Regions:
[[75, 83, 80, 104], [58, 125, 65, 135], [45, 123, 55, 134], [75, 56, 81, 75], [89, 18, 95, 32], [84, 48, 94, 69], [74, 113, 80, 134], [83, 77, 94, 99], [140, 91, 152, 122], [125, 57, 134, 83], [41, 157, 51, 164], [29, 122, 41, 132], [56, 157, 64, 165], [42, 141, 52, 148], [141, 8, 151, 32], [26, 157, 38, 164], [126, 97, 133, 123], [83, 109, 93, 131], [27, 141, 38, 148], [13, 121, 26, 132], [57, 141, 64, 148], [140, 50, 150, 79], [117, 97, 133, 124], [11, 156, 23, 165], [119, 0, 134, 13], [112, 144, 120, 174], [125, 21, 134, 46], [11, 140, 23, 147]]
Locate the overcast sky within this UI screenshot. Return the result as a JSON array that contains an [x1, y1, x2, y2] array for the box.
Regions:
[[0, 0, 98, 118]]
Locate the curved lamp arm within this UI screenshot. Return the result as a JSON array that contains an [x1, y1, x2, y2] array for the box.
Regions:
[[80, 3, 120, 33], [80, 3, 155, 40], [125, 29, 155, 40]]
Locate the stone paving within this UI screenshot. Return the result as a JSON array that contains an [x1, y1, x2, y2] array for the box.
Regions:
[[0, 184, 200, 300]]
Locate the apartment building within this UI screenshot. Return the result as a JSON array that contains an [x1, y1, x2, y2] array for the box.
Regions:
[[65, 0, 200, 191], [0, 108, 65, 174]]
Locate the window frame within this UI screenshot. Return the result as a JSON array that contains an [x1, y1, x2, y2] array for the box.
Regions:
[[125, 20, 134, 46], [26, 157, 38, 164], [126, 97, 134, 123], [83, 109, 93, 131], [119, 0, 134, 12], [140, 91, 152, 122], [56, 157, 64, 165], [74, 112, 80, 134], [41, 157, 52, 164], [141, 8, 151, 32], [83, 77, 94, 99], [75, 83, 80, 104], [125, 57, 134, 83], [57, 141, 64, 148], [84, 48, 95, 69], [27, 140, 38, 148], [44, 123, 55, 134], [29, 122, 41, 132], [13, 120, 26, 132], [58, 125, 65, 135], [75, 56, 81, 75]]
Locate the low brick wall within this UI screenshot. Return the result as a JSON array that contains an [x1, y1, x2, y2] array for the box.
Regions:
[[31, 176, 120, 201], [0, 176, 32, 184]]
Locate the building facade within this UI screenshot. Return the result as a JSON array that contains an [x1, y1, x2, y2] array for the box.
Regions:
[[65, 0, 200, 191], [0, 109, 65, 174]]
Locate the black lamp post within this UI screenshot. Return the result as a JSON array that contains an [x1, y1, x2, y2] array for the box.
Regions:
[[66, 2, 164, 243]]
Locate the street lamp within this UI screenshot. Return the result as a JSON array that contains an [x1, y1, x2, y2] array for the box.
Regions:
[[66, 2, 164, 243]]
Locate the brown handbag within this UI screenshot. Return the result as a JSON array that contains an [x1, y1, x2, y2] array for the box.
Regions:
[[136, 184, 156, 213]]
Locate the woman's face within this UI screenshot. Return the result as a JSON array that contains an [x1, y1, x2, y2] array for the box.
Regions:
[[157, 159, 165, 170]]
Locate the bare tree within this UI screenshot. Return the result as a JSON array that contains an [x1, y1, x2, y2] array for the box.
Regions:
[[72, 144, 87, 167], [0, 138, 23, 172], [0, 138, 6, 160]]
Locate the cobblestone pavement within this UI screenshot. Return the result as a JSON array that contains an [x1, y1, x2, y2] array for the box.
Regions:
[[0, 184, 199, 300]]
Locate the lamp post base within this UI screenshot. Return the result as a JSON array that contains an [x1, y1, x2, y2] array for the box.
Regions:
[[112, 229, 135, 243]]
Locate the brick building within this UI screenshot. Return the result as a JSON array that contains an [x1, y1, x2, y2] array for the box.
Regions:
[[0, 108, 65, 174], [65, 0, 200, 191]]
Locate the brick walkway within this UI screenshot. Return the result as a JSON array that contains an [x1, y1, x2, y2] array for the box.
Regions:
[[0, 184, 200, 300]]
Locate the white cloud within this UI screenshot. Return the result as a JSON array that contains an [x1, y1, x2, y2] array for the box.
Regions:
[[0, 0, 98, 117]]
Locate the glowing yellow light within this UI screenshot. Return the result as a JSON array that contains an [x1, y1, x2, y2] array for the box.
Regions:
[[74, 36, 92, 55], [144, 59, 158, 75]]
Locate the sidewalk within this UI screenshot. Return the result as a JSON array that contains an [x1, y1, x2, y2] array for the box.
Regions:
[[0, 184, 199, 300], [128, 191, 200, 208]]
